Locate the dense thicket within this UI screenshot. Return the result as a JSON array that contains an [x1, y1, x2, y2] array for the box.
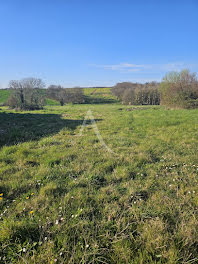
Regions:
[[111, 82, 160, 105], [7, 78, 45, 110], [47, 85, 85, 105], [160, 69, 198, 109]]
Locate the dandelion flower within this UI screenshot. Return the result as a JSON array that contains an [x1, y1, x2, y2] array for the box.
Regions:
[[0, 197, 2, 200], [0, 193, 3, 196], [26, 196, 29, 199], [31, 193, 34, 196], [29, 210, 34, 214]]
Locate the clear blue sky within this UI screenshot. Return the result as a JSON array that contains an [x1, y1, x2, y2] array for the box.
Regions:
[[0, 0, 197, 87]]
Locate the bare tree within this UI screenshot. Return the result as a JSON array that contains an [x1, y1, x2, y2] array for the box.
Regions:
[[47, 85, 67, 106], [9, 78, 45, 89], [8, 77, 45, 110], [47, 86, 85, 105], [65, 88, 85, 104]]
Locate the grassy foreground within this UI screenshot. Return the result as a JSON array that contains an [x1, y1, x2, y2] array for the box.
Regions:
[[0, 104, 198, 263]]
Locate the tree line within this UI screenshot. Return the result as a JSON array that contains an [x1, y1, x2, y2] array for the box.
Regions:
[[7, 79, 85, 110], [5, 69, 198, 110], [112, 69, 198, 109], [111, 81, 160, 105]]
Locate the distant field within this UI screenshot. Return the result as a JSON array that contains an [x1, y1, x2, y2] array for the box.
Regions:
[[0, 104, 197, 263], [83, 87, 118, 104], [0, 89, 12, 105]]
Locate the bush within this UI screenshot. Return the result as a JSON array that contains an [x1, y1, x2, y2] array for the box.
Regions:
[[7, 78, 45, 110], [160, 69, 198, 109]]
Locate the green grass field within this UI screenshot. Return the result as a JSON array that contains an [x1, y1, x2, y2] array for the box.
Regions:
[[0, 90, 12, 106], [0, 103, 198, 263], [83, 88, 118, 104]]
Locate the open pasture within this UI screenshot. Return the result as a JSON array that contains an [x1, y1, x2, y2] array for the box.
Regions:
[[0, 104, 198, 263]]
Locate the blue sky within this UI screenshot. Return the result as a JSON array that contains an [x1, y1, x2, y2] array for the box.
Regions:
[[0, 0, 197, 87]]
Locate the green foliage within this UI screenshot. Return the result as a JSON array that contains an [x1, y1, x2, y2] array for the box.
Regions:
[[0, 104, 198, 263], [160, 69, 198, 109]]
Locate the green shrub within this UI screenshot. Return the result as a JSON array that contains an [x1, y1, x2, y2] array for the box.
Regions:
[[160, 69, 198, 109]]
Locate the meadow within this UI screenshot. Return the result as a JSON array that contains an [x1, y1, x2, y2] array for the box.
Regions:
[[0, 94, 198, 263], [0, 90, 12, 106]]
